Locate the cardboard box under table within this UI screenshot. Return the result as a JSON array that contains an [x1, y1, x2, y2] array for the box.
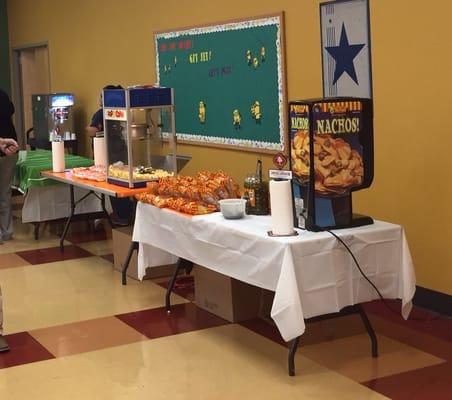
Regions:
[[193, 265, 264, 323], [112, 227, 176, 280]]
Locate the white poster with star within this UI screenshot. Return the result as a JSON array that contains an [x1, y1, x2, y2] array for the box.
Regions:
[[321, 0, 372, 98]]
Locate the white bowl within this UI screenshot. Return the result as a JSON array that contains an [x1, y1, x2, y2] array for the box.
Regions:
[[219, 199, 246, 219]]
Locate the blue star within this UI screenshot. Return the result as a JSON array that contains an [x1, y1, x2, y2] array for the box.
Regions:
[[325, 23, 365, 85]]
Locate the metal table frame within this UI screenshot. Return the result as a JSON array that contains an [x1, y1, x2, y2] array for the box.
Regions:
[[121, 241, 378, 376], [58, 185, 114, 251], [40, 171, 146, 251]]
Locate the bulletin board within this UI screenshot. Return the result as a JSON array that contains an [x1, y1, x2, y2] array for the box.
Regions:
[[155, 13, 287, 153]]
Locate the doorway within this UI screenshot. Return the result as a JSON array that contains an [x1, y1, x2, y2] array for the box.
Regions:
[[11, 43, 50, 148]]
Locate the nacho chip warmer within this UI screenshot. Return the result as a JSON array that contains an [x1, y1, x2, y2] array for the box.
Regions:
[[288, 97, 374, 231]]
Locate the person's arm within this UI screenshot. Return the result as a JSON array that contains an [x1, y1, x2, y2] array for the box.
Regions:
[[86, 126, 98, 138], [86, 109, 103, 137], [0, 138, 19, 156]]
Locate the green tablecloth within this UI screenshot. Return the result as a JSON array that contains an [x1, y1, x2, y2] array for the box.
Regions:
[[14, 149, 93, 193]]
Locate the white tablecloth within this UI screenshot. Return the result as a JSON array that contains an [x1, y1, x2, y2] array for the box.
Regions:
[[133, 202, 416, 342], [21, 185, 104, 223]]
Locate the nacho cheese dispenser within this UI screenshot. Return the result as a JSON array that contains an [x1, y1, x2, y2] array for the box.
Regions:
[[289, 97, 374, 231]]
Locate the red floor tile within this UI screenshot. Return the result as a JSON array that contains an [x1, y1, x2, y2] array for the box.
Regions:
[[240, 313, 370, 349], [16, 245, 93, 265], [0, 332, 55, 369], [0, 253, 31, 269], [157, 276, 195, 302], [362, 362, 452, 400], [66, 229, 109, 244], [243, 306, 452, 367], [364, 300, 452, 342], [29, 317, 146, 357], [116, 303, 229, 339], [368, 314, 452, 362]]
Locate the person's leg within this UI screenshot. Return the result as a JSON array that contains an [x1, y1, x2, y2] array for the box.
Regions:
[[0, 154, 18, 241], [110, 196, 133, 226], [0, 284, 9, 352]]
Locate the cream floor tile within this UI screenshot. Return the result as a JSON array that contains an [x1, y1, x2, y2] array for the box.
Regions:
[[77, 239, 113, 256], [0, 325, 388, 400], [0, 237, 71, 254], [0, 216, 77, 253], [1, 218, 68, 253], [10, 217, 60, 238], [301, 333, 445, 382], [0, 256, 187, 334]]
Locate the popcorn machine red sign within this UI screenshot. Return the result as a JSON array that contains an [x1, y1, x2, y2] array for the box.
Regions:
[[104, 109, 127, 121]]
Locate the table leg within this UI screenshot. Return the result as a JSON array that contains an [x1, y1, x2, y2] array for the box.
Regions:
[[122, 241, 138, 285], [288, 336, 300, 376], [60, 185, 76, 252], [165, 258, 193, 313], [185, 261, 193, 275], [286, 304, 378, 376], [119, 198, 139, 285], [101, 194, 115, 229], [33, 223, 40, 240], [357, 304, 378, 358], [130, 198, 137, 225]]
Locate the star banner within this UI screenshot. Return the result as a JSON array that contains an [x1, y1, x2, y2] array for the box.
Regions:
[[320, 0, 372, 98]]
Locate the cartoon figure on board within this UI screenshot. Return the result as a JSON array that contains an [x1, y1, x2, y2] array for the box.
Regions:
[[251, 101, 262, 123], [198, 101, 206, 124], [232, 109, 241, 129]]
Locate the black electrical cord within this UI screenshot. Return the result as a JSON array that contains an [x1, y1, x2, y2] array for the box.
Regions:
[[326, 229, 440, 322]]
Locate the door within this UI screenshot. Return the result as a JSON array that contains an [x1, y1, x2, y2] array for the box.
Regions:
[[12, 44, 50, 148]]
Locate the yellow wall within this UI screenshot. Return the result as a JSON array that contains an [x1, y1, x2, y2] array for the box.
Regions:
[[7, 0, 452, 294]]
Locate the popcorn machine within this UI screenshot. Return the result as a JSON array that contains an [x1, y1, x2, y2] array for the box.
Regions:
[[103, 86, 187, 188], [289, 97, 374, 231], [31, 93, 76, 150]]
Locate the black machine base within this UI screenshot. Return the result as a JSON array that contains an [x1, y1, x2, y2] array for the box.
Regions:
[[306, 213, 374, 232], [349, 213, 374, 228], [107, 178, 147, 189]]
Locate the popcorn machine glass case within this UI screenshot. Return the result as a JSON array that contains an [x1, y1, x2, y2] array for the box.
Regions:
[[289, 97, 374, 231], [103, 87, 177, 188]]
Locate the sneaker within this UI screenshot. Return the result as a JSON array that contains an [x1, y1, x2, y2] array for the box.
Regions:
[[0, 335, 10, 352]]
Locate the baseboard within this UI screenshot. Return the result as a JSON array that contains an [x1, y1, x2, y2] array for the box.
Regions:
[[413, 286, 452, 316]]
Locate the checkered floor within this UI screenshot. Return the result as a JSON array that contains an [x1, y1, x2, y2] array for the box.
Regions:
[[0, 213, 451, 399]]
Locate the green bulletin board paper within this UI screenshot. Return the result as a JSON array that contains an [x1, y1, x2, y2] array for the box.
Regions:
[[155, 14, 287, 153]]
